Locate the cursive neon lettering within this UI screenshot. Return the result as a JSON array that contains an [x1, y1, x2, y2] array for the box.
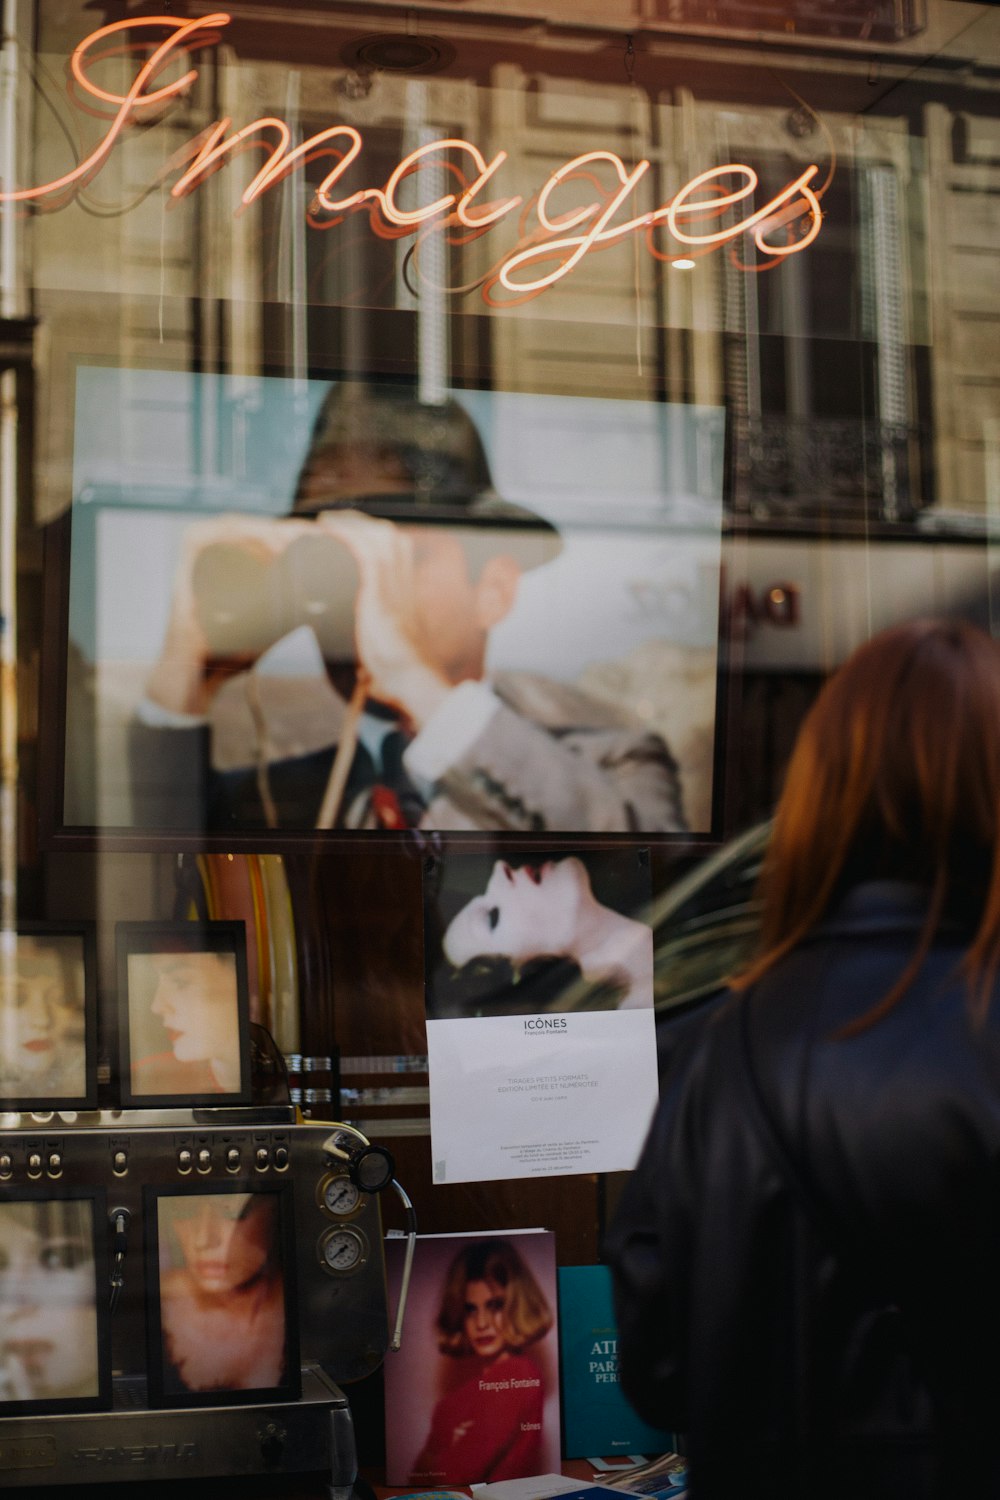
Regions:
[[666, 162, 821, 250], [171, 116, 291, 202], [257, 124, 363, 205], [500, 157, 651, 292], [382, 139, 519, 227], [0, 15, 227, 204], [383, 140, 461, 225], [536, 151, 632, 233], [305, 129, 366, 212], [455, 150, 521, 228], [69, 14, 209, 110], [752, 172, 823, 256], [0, 17, 828, 298]]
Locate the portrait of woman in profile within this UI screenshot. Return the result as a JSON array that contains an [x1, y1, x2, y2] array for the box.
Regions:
[[157, 1192, 288, 1396], [433, 854, 653, 1017], [408, 1238, 554, 1487], [126, 943, 244, 1099]]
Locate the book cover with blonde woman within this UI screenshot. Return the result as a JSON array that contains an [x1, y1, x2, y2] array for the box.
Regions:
[[384, 1231, 560, 1486]]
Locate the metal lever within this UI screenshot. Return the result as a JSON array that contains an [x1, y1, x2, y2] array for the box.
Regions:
[[109, 1206, 130, 1314], [387, 1177, 417, 1352]]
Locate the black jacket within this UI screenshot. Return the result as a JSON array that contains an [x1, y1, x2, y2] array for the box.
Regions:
[[606, 881, 1000, 1499]]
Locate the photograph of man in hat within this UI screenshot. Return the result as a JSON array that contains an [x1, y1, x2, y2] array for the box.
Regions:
[[130, 382, 688, 834]]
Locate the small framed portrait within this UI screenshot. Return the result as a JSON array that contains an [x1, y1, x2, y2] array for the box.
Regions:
[[144, 1183, 300, 1407], [116, 922, 251, 1108], [0, 924, 97, 1110], [0, 1189, 111, 1414]]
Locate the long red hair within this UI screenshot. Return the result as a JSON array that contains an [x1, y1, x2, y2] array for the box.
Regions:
[[731, 619, 1000, 1028]]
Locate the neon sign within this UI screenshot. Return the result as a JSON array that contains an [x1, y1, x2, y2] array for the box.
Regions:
[[1, 15, 828, 303]]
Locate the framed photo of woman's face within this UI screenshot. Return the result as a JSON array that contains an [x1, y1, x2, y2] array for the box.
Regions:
[[0, 925, 97, 1111], [116, 922, 251, 1108], [143, 1182, 300, 1407], [0, 1189, 111, 1414]]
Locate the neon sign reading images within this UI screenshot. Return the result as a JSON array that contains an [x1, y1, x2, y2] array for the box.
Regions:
[[0, 14, 827, 303]]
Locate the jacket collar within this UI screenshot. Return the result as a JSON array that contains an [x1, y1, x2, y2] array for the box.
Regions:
[[814, 880, 963, 940]]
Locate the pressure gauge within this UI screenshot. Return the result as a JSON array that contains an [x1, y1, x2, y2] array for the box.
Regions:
[[319, 1226, 367, 1275], [318, 1173, 362, 1218]]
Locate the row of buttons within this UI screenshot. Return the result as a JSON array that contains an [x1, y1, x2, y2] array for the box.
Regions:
[[0, 1141, 291, 1179], [0, 1150, 62, 1179], [176, 1143, 290, 1175]]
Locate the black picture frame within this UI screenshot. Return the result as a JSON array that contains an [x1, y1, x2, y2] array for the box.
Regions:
[[0, 923, 98, 1112], [0, 1186, 112, 1415], [115, 921, 252, 1109], [39, 353, 727, 852], [143, 1181, 300, 1408]]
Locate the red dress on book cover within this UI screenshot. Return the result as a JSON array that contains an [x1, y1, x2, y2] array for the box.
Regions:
[[409, 1351, 545, 1485]]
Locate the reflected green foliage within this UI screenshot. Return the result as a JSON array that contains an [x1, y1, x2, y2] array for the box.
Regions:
[[649, 823, 770, 1014]]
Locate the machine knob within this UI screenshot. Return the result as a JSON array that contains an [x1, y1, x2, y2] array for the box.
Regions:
[[273, 1144, 289, 1171], [177, 1148, 193, 1172], [47, 1153, 62, 1176], [112, 1150, 128, 1175], [27, 1152, 42, 1176], [197, 1148, 212, 1171], [258, 1422, 285, 1464], [0, 1153, 12, 1177], [255, 1147, 269, 1170], [225, 1147, 240, 1171]]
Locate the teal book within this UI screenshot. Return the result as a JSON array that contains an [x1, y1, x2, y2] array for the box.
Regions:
[[558, 1266, 675, 1460]]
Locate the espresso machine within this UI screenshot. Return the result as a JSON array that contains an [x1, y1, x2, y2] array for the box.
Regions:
[[0, 1028, 414, 1496]]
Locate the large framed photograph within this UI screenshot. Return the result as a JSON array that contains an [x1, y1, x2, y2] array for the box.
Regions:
[[51, 366, 724, 844], [144, 1183, 300, 1407], [0, 1189, 111, 1414], [116, 922, 251, 1108], [0, 925, 97, 1111]]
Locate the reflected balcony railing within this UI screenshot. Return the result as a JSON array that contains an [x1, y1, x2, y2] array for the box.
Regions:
[[654, 0, 926, 43], [732, 415, 921, 523]]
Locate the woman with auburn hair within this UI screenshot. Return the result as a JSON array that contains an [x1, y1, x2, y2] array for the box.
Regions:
[[408, 1239, 553, 1486], [607, 619, 1000, 1500]]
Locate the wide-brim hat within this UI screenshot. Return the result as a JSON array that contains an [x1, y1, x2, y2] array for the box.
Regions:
[[291, 381, 562, 573]]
